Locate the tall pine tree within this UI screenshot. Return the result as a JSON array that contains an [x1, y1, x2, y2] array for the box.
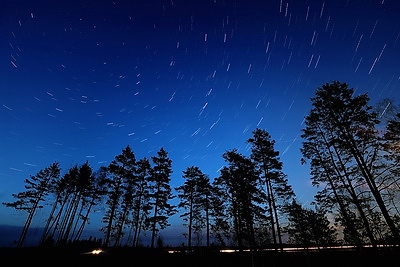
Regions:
[[147, 148, 175, 248], [302, 81, 400, 243], [3, 162, 61, 247], [247, 128, 295, 248]]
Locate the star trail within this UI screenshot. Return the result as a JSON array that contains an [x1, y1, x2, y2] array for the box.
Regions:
[[1, 0, 399, 232]]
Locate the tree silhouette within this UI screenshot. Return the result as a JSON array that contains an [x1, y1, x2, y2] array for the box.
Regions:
[[102, 145, 136, 246], [302, 81, 400, 243], [3, 162, 60, 247], [285, 200, 337, 246], [214, 149, 266, 250], [247, 128, 295, 248], [301, 110, 376, 245], [147, 147, 175, 248], [4, 87, 398, 249], [129, 158, 152, 247], [176, 166, 212, 247]]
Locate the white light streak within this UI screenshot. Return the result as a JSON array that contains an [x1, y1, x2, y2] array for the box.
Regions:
[[210, 117, 220, 129], [169, 91, 176, 102], [257, 117, 264, 127], [355, 34, 363, 52], [191, 128, 201, 137], [355, 57, 363, 73], [247, 64, 252, 73], [256, 99, 261, 109], [305, 6, 310, 21], [377, 43, 386, 61], [320, 2, 325, 18], [369, 20, 378, 38], [368, 57, 378, 74], [379, 103, 390, 118], [310, 30, 316, 45], [308, 54, 314, 68], [2, 104, 12, 111], [314, 55, 321, 69], [285, 2, 288, 17]]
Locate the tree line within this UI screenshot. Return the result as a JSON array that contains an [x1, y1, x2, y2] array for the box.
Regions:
[[4, 81, 400, 249]]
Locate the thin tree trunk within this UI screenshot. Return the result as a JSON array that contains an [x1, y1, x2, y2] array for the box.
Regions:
[[265, 177, 277, 246], [317, 151, 362, 245], [71, 199, 85, 240], [132, 191, 143, 247], [341, 126, 400, 242], [17, 201, 38, 247], [331, 144, 377, 246], [74, 201, 94, 241], [151, 191, 160, 248], [61, 193, 81, 243], [269, 184, 282, 248], [104, 198, 118, 247], [114, 206, 129, 247], [40, 197, 60, 245], [188, 193, 193, 248], [205, 194, 210, 247], [319, 125, 377, 245]]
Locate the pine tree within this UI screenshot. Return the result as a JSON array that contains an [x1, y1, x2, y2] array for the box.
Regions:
[[302, 81, 400, 243], [147, 148, 175, 248], [130, 158, 152, 247], [301, 111, 375, 245], [3, 162, 61, 247], [102, 145, 136, 246], [195, 168, 213, 247], [176, 166, 212, 247], [214, 149, 265, 249], [73, 164, 105, 242], [247, 128, 295, 248], [285, 200, 337, 246]]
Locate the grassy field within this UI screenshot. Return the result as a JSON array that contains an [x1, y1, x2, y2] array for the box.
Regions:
[[1, 246, 398, 267]]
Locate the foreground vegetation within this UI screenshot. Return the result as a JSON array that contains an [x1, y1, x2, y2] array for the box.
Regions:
[[3, 81, 400, 249], [0, 245, 399, 267]]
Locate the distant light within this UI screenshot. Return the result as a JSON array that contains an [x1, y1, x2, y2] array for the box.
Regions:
[[220, 249, 237, 253], [91, 249, 103, 255]]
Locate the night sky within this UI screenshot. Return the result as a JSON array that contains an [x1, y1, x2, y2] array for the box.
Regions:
[[1, 0, 399, 237]]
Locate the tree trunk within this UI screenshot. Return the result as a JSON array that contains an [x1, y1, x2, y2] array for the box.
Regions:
[[317, 151, 362, 245], [318, 125, 377, 245], [342, 126, 400, 242], [205, 194, 210, 247], [40, 197, 60, 245], [269, 184, 283, 249], [74, 201, 93, 241], [151, 194, 159, 248], [188, 192, 193, 248], [104, 198, 118, 247], [265, 176, 277, 246]]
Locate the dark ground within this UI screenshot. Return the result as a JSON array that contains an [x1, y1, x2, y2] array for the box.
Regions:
[[1, 246, 398, 267]]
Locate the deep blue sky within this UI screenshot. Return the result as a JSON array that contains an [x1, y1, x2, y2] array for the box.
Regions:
[[1, 0, 399, 243]]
